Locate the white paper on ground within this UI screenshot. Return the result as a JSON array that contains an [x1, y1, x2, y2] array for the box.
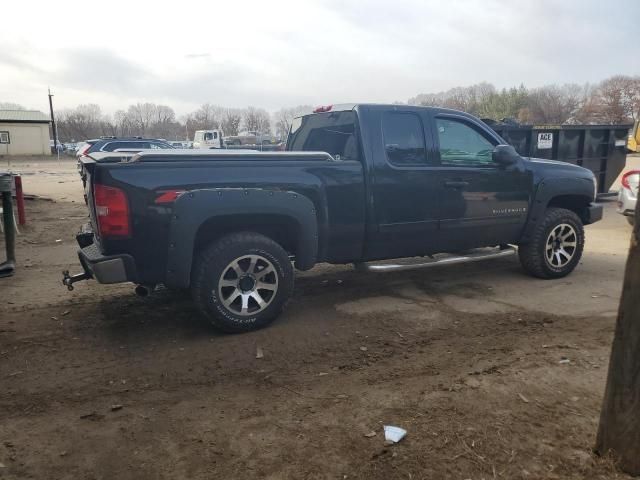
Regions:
[[383, 425, 407, 443]]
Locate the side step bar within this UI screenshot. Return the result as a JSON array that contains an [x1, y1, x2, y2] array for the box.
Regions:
[[354, 246, 517, 273]]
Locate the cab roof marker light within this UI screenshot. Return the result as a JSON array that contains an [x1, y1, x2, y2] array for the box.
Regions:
[[313, 105, 333, 113]]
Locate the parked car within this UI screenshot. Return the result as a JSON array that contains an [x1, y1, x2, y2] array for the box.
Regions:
[[224, 131, 276, 146], [193, 130, 223, 149], [618, 170, 639, 225], [64, 103, 602, 333], [76, 137, 174, 157]]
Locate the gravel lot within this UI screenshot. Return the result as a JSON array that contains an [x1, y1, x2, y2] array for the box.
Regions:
[[0, 155, 637, 479]]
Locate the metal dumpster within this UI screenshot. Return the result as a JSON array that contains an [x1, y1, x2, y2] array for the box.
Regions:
[[485, 121, 632, 194]]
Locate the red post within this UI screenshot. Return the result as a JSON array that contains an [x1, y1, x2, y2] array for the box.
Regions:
[[14, 175, 26, 225]]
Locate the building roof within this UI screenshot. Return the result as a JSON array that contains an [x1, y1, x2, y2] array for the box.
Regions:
[[0, 110, 50, 123]]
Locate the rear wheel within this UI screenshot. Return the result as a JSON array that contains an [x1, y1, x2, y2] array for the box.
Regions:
[[191, 232, 294, 333], [518, 208, 585, 279]]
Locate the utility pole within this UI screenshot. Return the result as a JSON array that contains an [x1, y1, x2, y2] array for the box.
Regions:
[[48, 88, 59, 157], [596, 201, 640, 474]]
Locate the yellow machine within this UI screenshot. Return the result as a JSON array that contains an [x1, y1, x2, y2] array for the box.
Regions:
[[629, 120, 640, 153]]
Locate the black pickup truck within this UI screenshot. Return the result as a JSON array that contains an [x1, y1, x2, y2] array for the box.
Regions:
[[65, 104, 602, 332]]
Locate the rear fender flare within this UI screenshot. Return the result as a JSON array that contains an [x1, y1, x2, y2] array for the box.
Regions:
[[164, 188, 318, 289]]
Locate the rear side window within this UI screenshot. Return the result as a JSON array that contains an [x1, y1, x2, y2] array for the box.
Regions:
[[149, 142, 172, 149], [287, 111, 360, 161], [436, 118, 496, 167], [382, 112, 429, 166], [102, 142, 127, 151]]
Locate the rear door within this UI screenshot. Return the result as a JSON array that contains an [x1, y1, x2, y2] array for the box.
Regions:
[[367, 107, 443, 260], [431, 114, 531, 249]]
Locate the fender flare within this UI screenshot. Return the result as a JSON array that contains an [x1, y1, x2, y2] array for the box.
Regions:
[[520, 177, 594, 243], [164, 188, 318, 289]]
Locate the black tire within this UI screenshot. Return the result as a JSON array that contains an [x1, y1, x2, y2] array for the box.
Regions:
[[518, 207, 585, 279], [627, 216, 635, 226], [191, 232, 294, 333]]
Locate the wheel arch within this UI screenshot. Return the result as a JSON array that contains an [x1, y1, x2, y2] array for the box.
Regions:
[[164, 189, 318, 289], [519, 177, 595, 244], [546, 194, 594, 222]]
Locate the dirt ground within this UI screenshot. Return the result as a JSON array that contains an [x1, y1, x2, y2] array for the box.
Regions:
[[0, 155, 637, 479]]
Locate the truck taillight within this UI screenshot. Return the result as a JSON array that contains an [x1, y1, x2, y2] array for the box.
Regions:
[[94, 184, 130, 237], [621, 170, 640, 190], [78, 144, 91, 156]]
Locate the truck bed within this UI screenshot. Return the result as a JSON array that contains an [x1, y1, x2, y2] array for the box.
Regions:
[[82, 151, 366, 285]]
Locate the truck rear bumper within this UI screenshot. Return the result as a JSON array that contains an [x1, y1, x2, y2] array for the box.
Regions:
[[584, 203, 603, 224], [77, 242, 137, 284], [62, 232, 137, 290]]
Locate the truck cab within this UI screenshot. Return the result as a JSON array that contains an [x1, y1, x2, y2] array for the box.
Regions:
[[193, 130, 223, 149]]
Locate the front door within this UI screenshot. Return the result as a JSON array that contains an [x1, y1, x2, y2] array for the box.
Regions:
[[432, 114, 532, 251]]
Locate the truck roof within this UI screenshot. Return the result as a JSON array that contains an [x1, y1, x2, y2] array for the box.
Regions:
[[304, 103, 476, 117]]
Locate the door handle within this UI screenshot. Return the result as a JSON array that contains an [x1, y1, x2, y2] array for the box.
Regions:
[[444, 181, 469, 189]]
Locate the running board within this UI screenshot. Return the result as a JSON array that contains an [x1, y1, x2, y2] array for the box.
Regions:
[[354, 246, 517, 273]]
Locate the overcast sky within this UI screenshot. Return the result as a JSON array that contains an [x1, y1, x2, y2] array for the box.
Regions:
[[1, 0, 637, 116]]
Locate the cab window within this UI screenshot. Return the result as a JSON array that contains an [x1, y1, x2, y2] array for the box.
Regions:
[[287, 111, 361, 161], [382, 112, 429, 166], [436, 118, 496, 167]]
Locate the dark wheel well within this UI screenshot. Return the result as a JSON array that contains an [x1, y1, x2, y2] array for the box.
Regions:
[[193, 214, 300, 258], [547, 195, 592, 222]]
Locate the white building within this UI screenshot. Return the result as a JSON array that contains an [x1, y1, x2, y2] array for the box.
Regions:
[[0, 110, 51, 156]]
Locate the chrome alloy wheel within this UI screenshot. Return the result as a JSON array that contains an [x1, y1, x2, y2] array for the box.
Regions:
[[545, 223, 578, 268], [217, 254, 278, 316]]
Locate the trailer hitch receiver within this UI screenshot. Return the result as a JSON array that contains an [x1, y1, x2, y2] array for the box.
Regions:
[[62, 269, 91, 291]]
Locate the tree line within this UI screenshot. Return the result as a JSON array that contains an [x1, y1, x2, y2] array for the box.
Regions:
[[3, 74, 638, 143], [46, 103, 315, 143], [408, 75, 640, 125]]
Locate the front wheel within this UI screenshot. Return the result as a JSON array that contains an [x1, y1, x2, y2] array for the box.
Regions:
[[191, 232, 294, 333], [518, 207, 585, 279]]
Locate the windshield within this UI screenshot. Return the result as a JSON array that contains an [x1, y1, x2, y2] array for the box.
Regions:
[[286, 111, 360, 161]]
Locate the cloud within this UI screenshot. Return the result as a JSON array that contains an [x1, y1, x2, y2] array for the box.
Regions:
[[0, 0, 637, 114], [52, 49, 151, 94]]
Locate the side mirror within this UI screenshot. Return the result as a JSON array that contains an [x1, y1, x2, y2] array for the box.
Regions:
[[492, 144, 519, 167]]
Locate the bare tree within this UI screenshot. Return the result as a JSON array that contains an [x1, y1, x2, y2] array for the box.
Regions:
[[242, 106, 271, 133], [114, 110, 133, 137], [127, 103, 158, 135], [183, 103, 225, 139], [522, 84, 583, 124], [56, 104, 106, 141], [221, 108, 242, 136], [152, 105, 177, 138], [598, 75, 640, 123], [273, 105, 313, 140], [408, 82, 496, 115]]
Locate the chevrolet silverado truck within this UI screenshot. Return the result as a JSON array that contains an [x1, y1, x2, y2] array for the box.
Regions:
[[64, 104, 602, 332]]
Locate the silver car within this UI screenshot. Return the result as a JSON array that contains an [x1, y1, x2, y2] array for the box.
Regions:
[[618, 170, 639, 225]]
